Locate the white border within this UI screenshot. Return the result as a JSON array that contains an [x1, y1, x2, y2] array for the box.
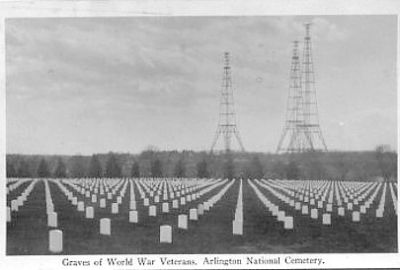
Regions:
[[0, 0, 399, 269]]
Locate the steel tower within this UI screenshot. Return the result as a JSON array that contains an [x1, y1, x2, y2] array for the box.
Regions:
[[210, 52, 245, 153], [277, 23, 327, 153]]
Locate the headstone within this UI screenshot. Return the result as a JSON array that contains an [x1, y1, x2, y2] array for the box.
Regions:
[[130, 201, 136, 210], [149, 205, 157, 216], [117, 196, 122, 204], [129, 210, 138, 223], [77, 201, 85, 212], [178, 214, 188, 229], [111, 203, 119, 214], [347, 202, 353, 210], [49, 229, 63, 253], [232, 220, 243, 235], [100, 198, 106, 208], [198, 204, 204, 215], [376, 209, 383, 218], [301, 205, 308, 215], [204, 201, 210, 211], [48, 212, 58, 227], [86, 206, 94, 219], [326, 203, 333, 212], [107, 193, 112, 200], [159, 225, 172, 244], [180, 197, 186, 205], [11, 200, 18, 211], [100, 218, 111, 235], [284, 216, 293, 229], [186, 194, 192, 202], [72, 197, 78, 205], [85, 191, 90, 198], [352, 211, 360, 222], [91, 194, 97, 203], [172, 199, 179, 209], [162, 202, 169, 213], [144, 198, 150, 206], [310, 198, 315, 205], [295, 202, 301, 210], [163, 193, 168, 201], [322, 213, 331, 225], [189, 208, 198, 220], [360, 205, 367, 214], [311, 208, 318, 219], [277, 211, 285, 221], [338, 207, 345, 216], [317, 201, 323, 209], [154, 195, 160, 203]]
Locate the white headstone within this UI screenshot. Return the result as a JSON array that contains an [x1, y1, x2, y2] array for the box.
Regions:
[[163, 193, 168, 201], [144, 198, 150, 206], [317, 201, 323, 209], [295, 202, 301, 210], [85, 191, 90, 198], [347, 202, 353, 210], [352, 211, 360, 222], [180, 197, 186, 205], [172, 199, 179, 209], [48, 212, 58, 227], [49, 229, 63, 253], [322, 213, 331, 225], [77, 201, 85, 212], [91, 194, 97, 203], [129, 210, 138, 223], [338, 207, 345, 216], [189, 208, 198, 220], [86, 206, 94, 219], [117, 196, 122, 204], [107, 193, 112, 200], [376, 209, 383, 218], [149, 205, 157, 216], [111, 203, 119, 214], [360, 205, 367, 214], [311, 208, 318, 219], [186, 194, 192, 202], [100, 198, 106, 208], [154, 195, 160, 203], [72, 197, 78, 205], [232, 220, 243, 235], [310, 198, 315, 205], [277, 210, 285, 221], [100, 218, 111, 235], [284, 216, 293, 229], [178, 214, 188, 229], [162, 202, 169, 213], [198, 204, 204, 215], [11, 200, 18, 211], [301, 205, 309, 215], [160, 225, 172, 243], [204, 201, 210, 211]]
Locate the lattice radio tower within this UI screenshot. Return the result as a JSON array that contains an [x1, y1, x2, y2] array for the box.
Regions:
[[277, 23, 328, 153], [210, 52, 245, 153]]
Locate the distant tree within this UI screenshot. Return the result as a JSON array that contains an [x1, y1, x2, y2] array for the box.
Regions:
[[131, 162, 140, 178], [151, 158, 163, 177], [196, 159, 209, 178], [174, 158, 186, 178], [105, 153, 122, 178], [249, 155, 264, 179], [54, 158, 67, 178], [286, 160, 300, 179], [17, 159, 31, 178], [270, 160, 286, 179], [223, 152, 235, 180], [375, 145, 397, 181], [88, 155, 103, 178], [6, 162, 16, 178], [37, 158, 50, 178], [70, 155, 87, 178]]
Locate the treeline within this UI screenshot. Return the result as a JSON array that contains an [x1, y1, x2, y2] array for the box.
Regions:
[[6, 145, 397, 181]]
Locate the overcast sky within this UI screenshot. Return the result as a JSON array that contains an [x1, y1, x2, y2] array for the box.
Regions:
[[6, 16, 397, 155]]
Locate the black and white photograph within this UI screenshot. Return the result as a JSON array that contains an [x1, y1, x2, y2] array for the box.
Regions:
[[1, 1, 399, 269]]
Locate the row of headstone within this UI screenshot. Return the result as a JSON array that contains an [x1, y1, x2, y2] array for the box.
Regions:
[[9, 179, 38, 215], [249, 180, 293, 229], [233, 179, 243, 235]]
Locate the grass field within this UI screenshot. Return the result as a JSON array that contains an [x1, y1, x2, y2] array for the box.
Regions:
[[6, 177, 398, 255]]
